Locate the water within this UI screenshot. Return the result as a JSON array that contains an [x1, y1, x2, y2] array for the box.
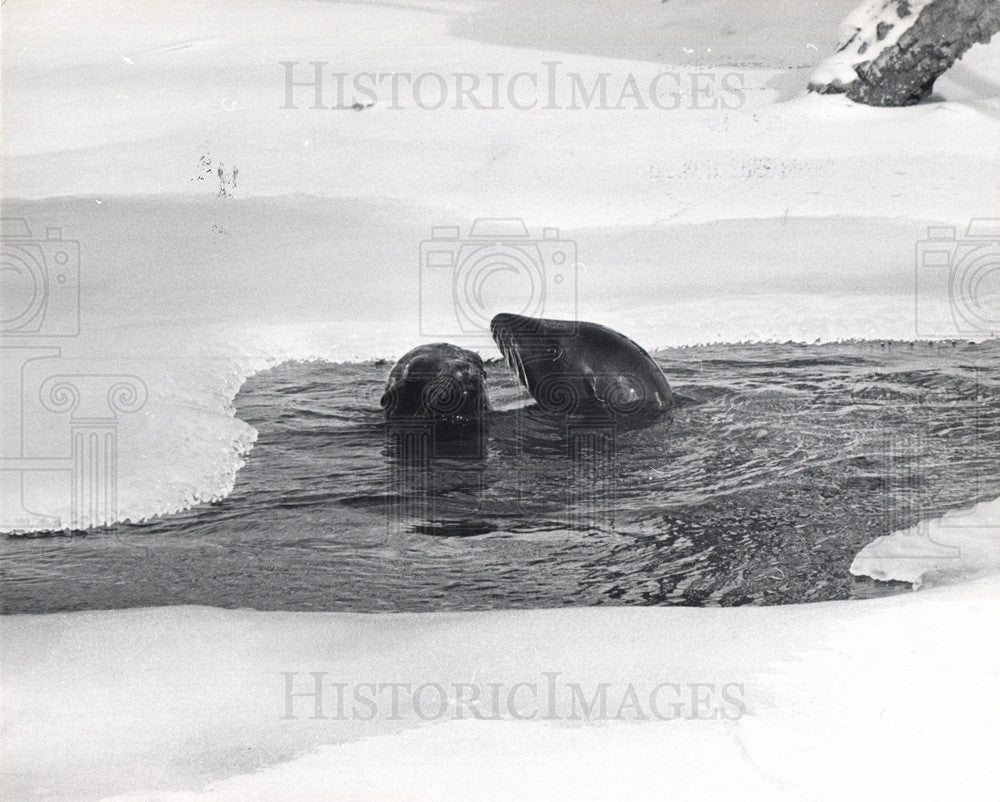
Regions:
[[2, 340, 997, 613]]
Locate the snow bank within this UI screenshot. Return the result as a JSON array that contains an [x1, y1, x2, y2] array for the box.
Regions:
[[852, 496, 1000, 587], [2, 577, 997, 800]]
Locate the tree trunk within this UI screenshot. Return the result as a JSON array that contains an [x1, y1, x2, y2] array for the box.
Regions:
[[808, 0, 1000, 106]]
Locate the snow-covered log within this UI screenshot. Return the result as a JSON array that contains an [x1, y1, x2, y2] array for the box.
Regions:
[[809, 0, 1000, 105]]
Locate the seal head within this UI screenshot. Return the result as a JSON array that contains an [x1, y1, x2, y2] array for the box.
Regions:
[[490, 312, 672, 418], [380, 343, 489, 422]]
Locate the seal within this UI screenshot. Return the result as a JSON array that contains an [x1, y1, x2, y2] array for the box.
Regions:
[[380, 343, 489, 422], [490, 312, 672, 418]]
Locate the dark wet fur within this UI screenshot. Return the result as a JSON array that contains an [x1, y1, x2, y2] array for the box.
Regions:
[[490, 312, 673, 421], [381, 343, 489, 422]]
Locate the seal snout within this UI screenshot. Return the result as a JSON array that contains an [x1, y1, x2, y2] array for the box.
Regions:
[[490, 313, 533, 390], [489, 312, 535, 339], [489, 312, 519, 330], [452, 361, 478, 386], [426, 360, 488, 416]]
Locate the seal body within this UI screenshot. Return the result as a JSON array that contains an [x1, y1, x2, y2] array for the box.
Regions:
[[490, 313, 672, 418], [380, 343, 489, 422]]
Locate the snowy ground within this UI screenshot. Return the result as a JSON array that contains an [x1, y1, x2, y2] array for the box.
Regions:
[[3, 576, 999, 801], [2, 0, 1000, 798]]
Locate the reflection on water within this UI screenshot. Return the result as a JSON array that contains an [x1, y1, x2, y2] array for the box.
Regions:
[[2, 340, 998, 613]]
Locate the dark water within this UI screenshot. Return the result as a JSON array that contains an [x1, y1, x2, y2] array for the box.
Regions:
[[2, 340, 998, 613]]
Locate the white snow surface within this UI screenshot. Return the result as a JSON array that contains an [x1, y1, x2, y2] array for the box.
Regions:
[[851, 495, 1000, 587], [2, 576, 998, 800], [2, 0, 1000, 797]]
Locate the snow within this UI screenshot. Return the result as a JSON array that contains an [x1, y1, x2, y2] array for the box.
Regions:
[[3, 0, 998, 222], [2, 0, 1000, 797], [2, 576, 998, 800], [852, 496, 1000, 587]]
